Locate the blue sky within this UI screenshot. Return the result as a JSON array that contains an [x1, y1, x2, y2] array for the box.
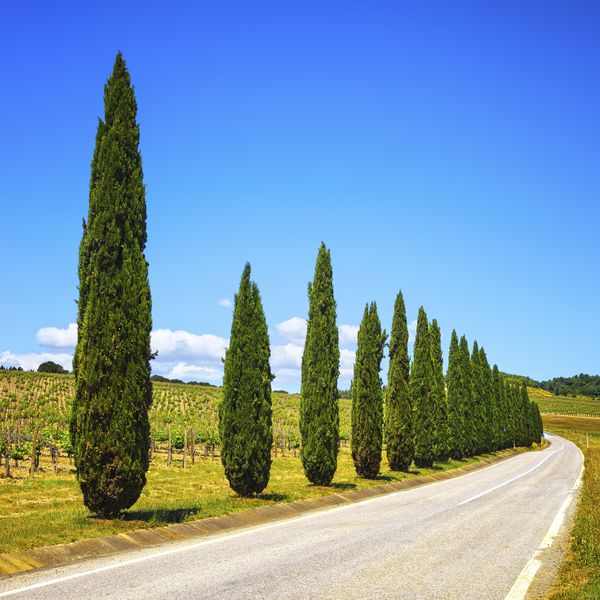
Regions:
[[1, 1, 598, 391]]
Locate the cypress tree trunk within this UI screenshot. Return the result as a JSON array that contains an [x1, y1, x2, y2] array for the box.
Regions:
[[411, 307, 435, 468], [384, 291, 413, 472], [447, 330, 465, 459], [351, 303, 386, 478], [70, 53, 152, 518], [430, 319, 449, 462], [220, 264, 273, 496], [300, 243, 340, 485]]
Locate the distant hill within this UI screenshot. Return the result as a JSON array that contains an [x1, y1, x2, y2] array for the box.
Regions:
[[502, 372, 600, 399]]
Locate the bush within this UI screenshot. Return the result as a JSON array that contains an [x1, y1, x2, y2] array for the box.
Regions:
[[38, 361, 68, 374]]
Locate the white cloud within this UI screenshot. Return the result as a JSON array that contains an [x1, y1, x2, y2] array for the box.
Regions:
[[408, 319, 418, 344], [271, 343, 303, 370], [339, 324, 359, 346], [218, 298, 232, 308], [151, 329, 228, 363], [0, 350, 73, 372], [167, 362, 223, 382], [36, 323, 77, 348], [276, 317, 307, 345], [340, 348, 356, 378]]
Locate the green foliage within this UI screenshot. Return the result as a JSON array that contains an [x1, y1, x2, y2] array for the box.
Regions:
[[446, 330, 465, 458], [219, 264, 273, 496], [384, 290, 413, 471], [70, 53, 152, 518], [430, 319, 449, 462], [537, 373, 600, 398], [352, 303, 386, 478], [492, 365, 508, 449], [478, 347, 495, 453], [37, 361, 68, 374], [411, 307, 435, 468], [300, 243, 340, 485], [459, 335, 477, 456], [470, 341, 487, 455]]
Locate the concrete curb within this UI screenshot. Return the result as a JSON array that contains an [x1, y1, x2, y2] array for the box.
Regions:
[[0, 445, 537, 578]]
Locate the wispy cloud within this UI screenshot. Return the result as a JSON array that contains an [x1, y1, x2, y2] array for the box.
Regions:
[[276, 317, 307, 345], [36, 323, 77, 348], [339, 324, 359, 346], [218, 298, 232, 308]]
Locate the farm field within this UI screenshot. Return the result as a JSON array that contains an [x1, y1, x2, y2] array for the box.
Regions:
[[543, 415, 600, 599], [530, 387, 600, 416], [0, 371, 338, 464]]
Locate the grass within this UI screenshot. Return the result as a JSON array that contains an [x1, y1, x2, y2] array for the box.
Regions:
[[530, 388, 600, 417], [544, 415, 600, 599], [0, 444, 509, 555]]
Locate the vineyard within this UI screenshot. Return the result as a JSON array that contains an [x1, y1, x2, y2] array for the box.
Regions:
[[0, 371, 353, 476]]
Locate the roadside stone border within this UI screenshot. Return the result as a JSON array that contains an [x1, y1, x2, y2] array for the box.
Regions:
[[0, 445, 538, 578]]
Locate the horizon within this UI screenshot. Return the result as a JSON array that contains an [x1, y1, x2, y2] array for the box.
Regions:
[[1, 2, 599, 392]]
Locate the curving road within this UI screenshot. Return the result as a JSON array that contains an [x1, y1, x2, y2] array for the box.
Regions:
[[0, 433, 583, 600]]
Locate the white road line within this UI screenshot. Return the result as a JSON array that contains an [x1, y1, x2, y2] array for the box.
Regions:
[[458, 441, 564, 506], [504, 444, 585, 600], [0, 445, 553, 598]]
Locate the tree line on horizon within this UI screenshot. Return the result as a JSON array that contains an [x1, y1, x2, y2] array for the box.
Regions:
[[70, 53, 543, 517]]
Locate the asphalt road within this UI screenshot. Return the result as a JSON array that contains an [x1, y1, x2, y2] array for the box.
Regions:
[[0, 433, 583, 600]]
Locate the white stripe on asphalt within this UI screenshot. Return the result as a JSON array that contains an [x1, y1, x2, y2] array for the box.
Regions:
[[504, 443, 585, 600], [458, 441, 564, 506]]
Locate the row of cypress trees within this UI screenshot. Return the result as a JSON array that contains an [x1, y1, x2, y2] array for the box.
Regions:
[[71, 54, 544, 516], [220, 244, 543, 494]]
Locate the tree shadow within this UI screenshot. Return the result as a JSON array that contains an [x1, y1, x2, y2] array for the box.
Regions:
[[328, 482, 357, 490], [118, 507, 202, 524], [254, 492, 289, 502]]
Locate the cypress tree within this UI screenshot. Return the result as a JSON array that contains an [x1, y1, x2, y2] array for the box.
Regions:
[[459, 335, 476, 456], [411, 307, 436, 468], [511, 383, 526, 446], [533, 402, 544, 443], [351, 303, 386, 478], [70, 53, 152, 518], [300, 243, 340, 485], [430, 319, 449, 462], [384, 290, 413, 471], [220, 263, 273, 496], [491, 365, 507, 450], [478, 347, 495, 452], [521, 383, 534, 446], [446, 330, 465, 459], [470, 341, 486, 454]]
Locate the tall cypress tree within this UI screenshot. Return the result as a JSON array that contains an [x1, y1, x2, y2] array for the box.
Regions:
[[71, 53, 152, 518], [521, 383, 534, 446], [491, 365, 507, 450], [510, 383, 525, 446], [300, 243, 340, 485], [447, 330, 465, 459], [385, 290, 413, 471], [411, 307, 436, 468], [478, 347, 495, 453], [430, 319, 449, 462], [352, 303, 386, 478], [220, 263, 273, 496], [470, 341, 486, 454], [459, 335, 476, 456]]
